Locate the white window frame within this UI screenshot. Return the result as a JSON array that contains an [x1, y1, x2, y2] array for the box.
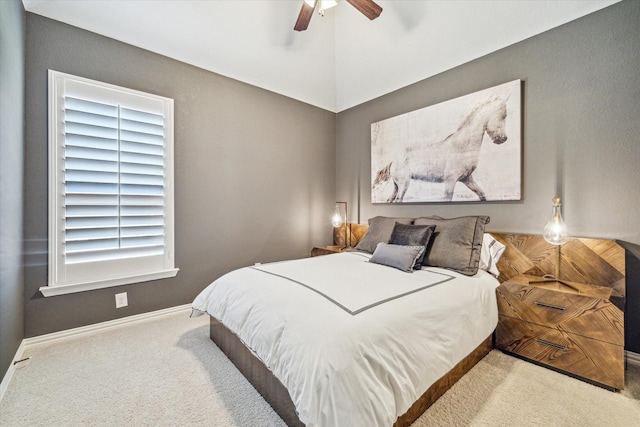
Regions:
[[43, 70, 178, 297]]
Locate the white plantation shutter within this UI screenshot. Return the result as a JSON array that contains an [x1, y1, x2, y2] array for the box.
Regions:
[[46, 71, 178, 296]]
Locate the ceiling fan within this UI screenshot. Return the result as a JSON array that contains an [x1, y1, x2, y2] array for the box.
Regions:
[[294, 0, 383, 31]]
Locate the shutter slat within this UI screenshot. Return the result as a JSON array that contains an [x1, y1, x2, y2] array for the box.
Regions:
[[121, 235, 164, 248], [66, 246, 165, 264], [121, 184, 164, 196], [66, 227, 119, 241], [120, 106, 164, 126], [65, 109, 118, 128], [66, 238, 120, 253], [65, 194, 118, 205], [120, 129, 164, 146], [121, 118, 164, 136], [65, 122, 118, 140], [66, 158, 118, 173], [66, 216, 119, 229], [65, 146, 118, 162], [120, 162, 163, 177], [120, 151, 164, 166], [66, 96, 118, 117], [120, 195, 164, 206], [65, 134, 118, 151], [121, 216, 164, 226], [65, 205, 119, 217], [65, 182, 119, 194], [65, 170, 118, 184], [121, 140, 164, 156], [121, 205, 164, 216], [121, 225, 164, 238], [121, 173, 164, 186]]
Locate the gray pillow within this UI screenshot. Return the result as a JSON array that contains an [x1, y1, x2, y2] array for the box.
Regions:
[[355, 216, 414, 254], [414, 216, 490, 276], [389, 223, 435, 269], [369, 243, 425, 272]]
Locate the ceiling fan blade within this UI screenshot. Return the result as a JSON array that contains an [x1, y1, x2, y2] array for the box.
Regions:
[[294, 1, 316, 31], [346, 0, 383, 20]]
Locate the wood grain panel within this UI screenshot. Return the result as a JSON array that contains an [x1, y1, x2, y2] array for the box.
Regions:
[[333, 222, 369, 247], [496, 279, 623, 346], [492, 233, 625, 292], [496, 315, 624, 390]]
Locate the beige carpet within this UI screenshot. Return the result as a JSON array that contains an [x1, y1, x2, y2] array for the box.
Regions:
[[1, 309, 639, 426]]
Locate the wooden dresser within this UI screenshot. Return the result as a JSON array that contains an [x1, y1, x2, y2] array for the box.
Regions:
[[491, 234, 626, 391]]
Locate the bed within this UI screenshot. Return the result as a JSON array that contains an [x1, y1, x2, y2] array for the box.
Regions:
[[192, 215, 504, 426]]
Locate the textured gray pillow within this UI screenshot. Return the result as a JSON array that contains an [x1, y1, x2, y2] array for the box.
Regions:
[[355, 216, 414, 254], [389, 223, 435, 268], [369, 243, 425, 272], [414, 216, 490, 276]]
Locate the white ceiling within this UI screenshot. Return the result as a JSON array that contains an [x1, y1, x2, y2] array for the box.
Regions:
[[22, 0, 620, 112]]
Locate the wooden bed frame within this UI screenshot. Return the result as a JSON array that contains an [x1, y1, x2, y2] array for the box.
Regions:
[[208, 227, 625, 426]]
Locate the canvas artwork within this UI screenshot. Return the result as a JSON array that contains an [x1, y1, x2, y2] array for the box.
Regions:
[[371, 80, 522, 203]]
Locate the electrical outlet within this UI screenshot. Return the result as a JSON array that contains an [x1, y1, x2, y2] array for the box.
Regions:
[[115, 292, 128, 308]]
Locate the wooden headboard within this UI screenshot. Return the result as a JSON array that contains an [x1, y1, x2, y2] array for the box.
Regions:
[[333, 223, 369, 248], [333, 224, 625, 310]]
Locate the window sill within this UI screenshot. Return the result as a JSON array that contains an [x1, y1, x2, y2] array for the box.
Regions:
[[39, 268, 179, 297]]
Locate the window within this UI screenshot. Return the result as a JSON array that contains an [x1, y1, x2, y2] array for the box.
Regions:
[[43, 70, 178, 297]]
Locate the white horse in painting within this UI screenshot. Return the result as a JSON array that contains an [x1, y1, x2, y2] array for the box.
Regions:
[[373, 96, 509, 203]]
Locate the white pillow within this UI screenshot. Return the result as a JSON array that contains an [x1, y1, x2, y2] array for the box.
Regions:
[[479, 233, 505, 276]]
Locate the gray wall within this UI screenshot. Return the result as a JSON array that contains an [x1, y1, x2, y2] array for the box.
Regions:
[[0, 0, 26, 380], [23, 14, 336, 337], [336, 0, 640, 352]]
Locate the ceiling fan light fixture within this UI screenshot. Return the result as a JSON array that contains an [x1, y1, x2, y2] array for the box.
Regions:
[[305, 0, 338, 15], [295, 0, 381, 31]]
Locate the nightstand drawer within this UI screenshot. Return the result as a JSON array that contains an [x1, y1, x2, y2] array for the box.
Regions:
[[496, 281, 623, 346], [496, 315, 624, 390]]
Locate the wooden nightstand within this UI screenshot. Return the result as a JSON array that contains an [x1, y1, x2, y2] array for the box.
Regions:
[[495, 274, 624, 390], [310, 246, 347, 257]]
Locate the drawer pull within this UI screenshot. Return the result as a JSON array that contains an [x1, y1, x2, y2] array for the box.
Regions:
[[534, 301, 566, 311], [535, 338, 567, 351]]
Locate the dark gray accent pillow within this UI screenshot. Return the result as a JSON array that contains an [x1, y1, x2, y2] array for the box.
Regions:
[[355, 216, 414, 254], [389, 223, 436, 269], [369, 243, 425, 272], [414, 216, 490, 276]]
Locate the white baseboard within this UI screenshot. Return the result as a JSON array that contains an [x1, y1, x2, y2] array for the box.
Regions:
[[627, 350, 640, 368], [0, 303, 192, 402], [0, 340, 25, 402], [23, 303, 192, 347]]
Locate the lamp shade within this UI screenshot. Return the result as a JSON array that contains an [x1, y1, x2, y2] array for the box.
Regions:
[[331, 204, 344, 227], [543, 195, 569, 245], [332, 201, 349, 248]]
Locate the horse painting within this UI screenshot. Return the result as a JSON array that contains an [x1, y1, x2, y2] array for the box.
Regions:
[[372, 93, 517, 203]]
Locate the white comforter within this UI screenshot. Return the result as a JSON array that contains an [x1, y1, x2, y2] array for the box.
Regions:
[[192, 252, 499, 427]]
